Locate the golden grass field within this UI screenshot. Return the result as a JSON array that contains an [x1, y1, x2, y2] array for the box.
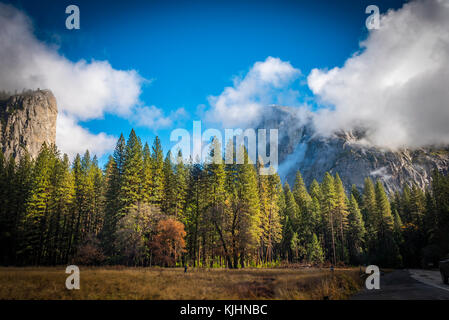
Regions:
[[0, 266, 363, 300]]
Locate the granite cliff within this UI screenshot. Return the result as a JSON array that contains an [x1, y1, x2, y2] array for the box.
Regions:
[[0, 89, 57, 160], [259, 106, 449, 193]]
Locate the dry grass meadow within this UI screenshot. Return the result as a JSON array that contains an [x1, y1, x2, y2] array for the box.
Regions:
[[0, 266, 363, 300]]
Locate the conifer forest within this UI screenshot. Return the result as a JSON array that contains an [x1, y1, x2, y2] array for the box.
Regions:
[[1, 130, 448, 269]]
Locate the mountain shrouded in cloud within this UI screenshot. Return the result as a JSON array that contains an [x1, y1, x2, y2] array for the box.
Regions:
[[308, 0, 449, 149], [206, 0, 449, 151], [205, 56, 301, 128]]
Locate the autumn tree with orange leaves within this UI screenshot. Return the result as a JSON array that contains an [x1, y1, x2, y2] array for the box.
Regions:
[[150, 218, 186, 267]]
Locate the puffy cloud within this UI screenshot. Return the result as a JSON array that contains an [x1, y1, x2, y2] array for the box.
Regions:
[[308, 0, 449, 149], [0, 3, 144, 120], [0, 3, 145, 157], [206, 56, 301, 127], [56, 113, 116, 159], [132, 105, 187, 130]]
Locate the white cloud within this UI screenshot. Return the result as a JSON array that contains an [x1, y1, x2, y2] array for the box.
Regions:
[[132, 106, 187, 130], [0, 3, 158, 158], [308, 0, 449, 149], [370, 166, 392, 181], [0, 3, 144, 120], [56, 113, 116, 159], [206, 56, 301, 127]]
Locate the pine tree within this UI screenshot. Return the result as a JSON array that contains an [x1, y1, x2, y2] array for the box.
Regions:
[[292, 171, 312, 214], [205, 138, 231, 267], [174, 150, 188, 218], [0, 152, 6, 263], [162, 151, 176, 215], [71, 152, 87, 258], [410, 184, 425, 227], [90, 156, 104, 236], [320, 172, 337, 265], [121, 129, 144, 214], [10, 152, 33, 264], [23, 143, 52, 265], [310, 196, 322, 240], [375, 180, 401, 267], [258, 162, 282, 264], [347, 194, 365, 264], [82, 152, 97, 235], [290, 232, 301, 262], [362, 178, 377, 249], [101, 135, 127, 254], [233, 146, 261, 268], [401, 184, 412, 223], [114, 134, 126, 177], [151, 136, 164, 206], [0, 153, 18, 264], [430, 170, 449, 258], [292, 171, 316, 255], [282, 183, 300, 262], [309, 179, 321, 201], [184, 160, 205, 267], [101, 155, 121, 258], [351, 184, 362, 207], [375, 181, 394, 239], [307, 233, 324, 264], [334, 173, 349, 262], [309, 180, 324, 252], [257, 159, 269, 263], [3, 156, 18, 263], [392, 209, 404, 248], [423, 188, 437, 248], [48, 152, 75, 265], [142, 143, 153, 204]]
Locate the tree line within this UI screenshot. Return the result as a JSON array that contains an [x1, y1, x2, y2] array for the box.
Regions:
[[0, 129, 448, 268]]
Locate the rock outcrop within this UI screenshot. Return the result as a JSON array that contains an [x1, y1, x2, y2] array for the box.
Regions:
[[258, 106, 449, 193], [0, 89, 57, 160]]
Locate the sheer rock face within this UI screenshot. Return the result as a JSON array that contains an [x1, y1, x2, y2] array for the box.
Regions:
[[258, 106, 449, 193], [0, 90, 57, 160]]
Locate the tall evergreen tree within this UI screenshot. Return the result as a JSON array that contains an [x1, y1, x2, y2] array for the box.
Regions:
[[351, 184, 362, 207], [10, 152, 33, 264], [114, 134, 126, 177], [362, 178, 377, 249], [334, 173, 349, 262], [151, 136, 164, 205], [347, 194, 365, 264], [174, 150, 188, 218], [102, 155, 121, 258], [162, 151, 176, 215], [375, 180, 401, 267], [292, 171, 312, 214], [23, 143, 52, 265], [410, 184, 425, 226], [320, 172, 337, 265], [142, 142, 153, 204], [282, 183, 299, 261], [307, 233, 324, 264], [205, 138, 231, 267], [121, 129, 144, 214], [233, 146, 261, 268]]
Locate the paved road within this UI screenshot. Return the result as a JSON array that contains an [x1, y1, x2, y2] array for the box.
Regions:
[[352, 269, 449, 300]]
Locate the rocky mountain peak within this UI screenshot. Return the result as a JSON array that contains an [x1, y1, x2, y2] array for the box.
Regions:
[[258, 105, 449, 193], [0, 89, 57, 160]]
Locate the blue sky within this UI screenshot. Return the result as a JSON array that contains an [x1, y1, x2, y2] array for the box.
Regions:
[[2, 0, 412, 164]]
